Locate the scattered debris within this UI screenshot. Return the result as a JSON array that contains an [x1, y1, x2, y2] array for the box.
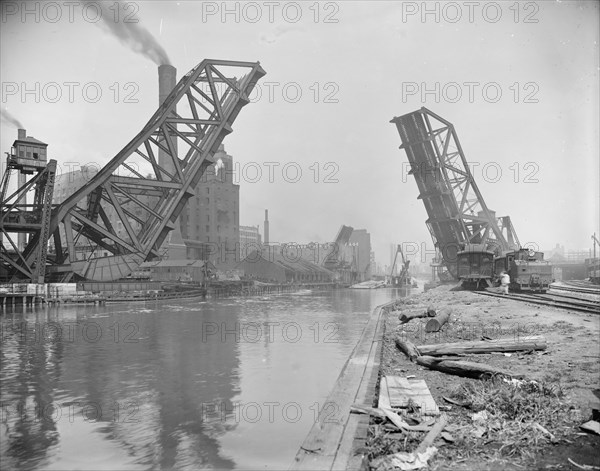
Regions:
[[579, 420, 600, 435], [372, 446, 438, 471], [443, 396, 471, 408], [472, 410, 489, 422], [567, 457, 600, 470], [532, 421, 558, 443]]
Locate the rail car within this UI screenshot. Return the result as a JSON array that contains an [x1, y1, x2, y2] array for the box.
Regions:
[[456, 244, 495, 290], [493, 249, 552, 293], [585, 258, 600, 284]]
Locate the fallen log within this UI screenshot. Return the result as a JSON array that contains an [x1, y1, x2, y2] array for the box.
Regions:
[[416, 355, 518, 379], [417, 336, 547, 356], [394, 338, 421, 360], [425, 308, 451, 332]]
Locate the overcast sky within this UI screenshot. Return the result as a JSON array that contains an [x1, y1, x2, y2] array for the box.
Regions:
[[1, 0, 598, 267]]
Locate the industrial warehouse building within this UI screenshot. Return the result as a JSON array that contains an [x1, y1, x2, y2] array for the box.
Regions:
[[138, 259, 216, 283], [237, 250, 334, 283]]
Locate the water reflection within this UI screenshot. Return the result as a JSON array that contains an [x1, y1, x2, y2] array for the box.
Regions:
[[1, 288, 408, 469]]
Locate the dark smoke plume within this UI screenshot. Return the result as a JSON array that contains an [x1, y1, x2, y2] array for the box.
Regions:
[[90, 1, 171, 66], [1, 108, 24, 128]]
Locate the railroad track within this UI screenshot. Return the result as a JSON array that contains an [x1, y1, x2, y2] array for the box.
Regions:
[[550, 281, 600, 296], [473, 290, 599, 315], [544, 290, 599, 304]]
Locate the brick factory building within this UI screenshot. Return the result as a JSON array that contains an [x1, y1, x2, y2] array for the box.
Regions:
[[179, 144, 239, 267]]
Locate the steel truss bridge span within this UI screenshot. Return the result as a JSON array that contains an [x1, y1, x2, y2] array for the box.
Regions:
[[391, 107, 519, 278], [12, 59, 265, 282]]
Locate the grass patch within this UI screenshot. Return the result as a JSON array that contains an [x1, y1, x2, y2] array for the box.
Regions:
[[445, 376, 581, 458]]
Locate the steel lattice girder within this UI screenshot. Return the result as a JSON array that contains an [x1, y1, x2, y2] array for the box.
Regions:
[[41, 59, 265, 281], [391, 107, 519, 277]]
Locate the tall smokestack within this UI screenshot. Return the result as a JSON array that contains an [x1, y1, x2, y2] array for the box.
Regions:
[[158, 65, 185, 259], [264, 209, 269, 245], [158, 64, 177, 174], [158, 65, 177, 176], [158, 64, 177, 109], [18, 128, 26, 140]]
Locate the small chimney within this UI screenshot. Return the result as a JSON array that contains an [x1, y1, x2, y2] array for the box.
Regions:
[[264, 209, 269, 245], [18, 128, 26, 140]]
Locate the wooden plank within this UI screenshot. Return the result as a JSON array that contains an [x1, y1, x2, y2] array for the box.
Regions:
[[416, 414, 448, 453], [291, 300, 394, 470], [386, 376, 440, 416]]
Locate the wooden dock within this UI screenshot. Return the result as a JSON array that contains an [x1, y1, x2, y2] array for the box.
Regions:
[[290, 300, 395, 470], [0, 293, 44, 307]]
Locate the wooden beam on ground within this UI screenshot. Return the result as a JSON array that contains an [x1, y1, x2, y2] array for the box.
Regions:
[[415, 355, 518, 379], [417, 336, 546, 356]]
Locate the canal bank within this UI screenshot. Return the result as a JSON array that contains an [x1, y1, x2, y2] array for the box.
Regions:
[[364, 284, 600, 470], [291, 298, 394, 470]]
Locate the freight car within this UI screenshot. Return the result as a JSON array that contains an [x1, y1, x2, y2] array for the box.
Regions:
[[585, 258, 600, 284], [493, 249, 552, 293], [457, 244, 495, 290]]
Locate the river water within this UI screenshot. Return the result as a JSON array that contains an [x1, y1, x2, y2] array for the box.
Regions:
[[0, 288, 411, 470]]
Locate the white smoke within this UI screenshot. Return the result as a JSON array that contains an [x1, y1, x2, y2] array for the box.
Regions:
[[215, 158, 224, 177]]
